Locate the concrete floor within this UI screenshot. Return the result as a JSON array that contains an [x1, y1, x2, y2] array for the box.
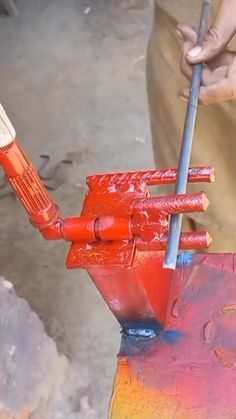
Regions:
[[0, 1, 153, 417]]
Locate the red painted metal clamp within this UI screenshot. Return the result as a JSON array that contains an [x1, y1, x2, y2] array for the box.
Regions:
[[0, 104, 214, 325], [66, 168, 213, 268], [0, 104, 214, 271]]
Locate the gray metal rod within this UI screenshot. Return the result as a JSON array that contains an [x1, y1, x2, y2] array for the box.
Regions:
[[164, 0, 211, 270]]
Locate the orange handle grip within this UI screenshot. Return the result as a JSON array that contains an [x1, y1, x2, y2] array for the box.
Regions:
[[0, 139, 60, 230]]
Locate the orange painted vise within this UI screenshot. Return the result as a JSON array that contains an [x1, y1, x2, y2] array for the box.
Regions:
[[1, 104, 236, 418]]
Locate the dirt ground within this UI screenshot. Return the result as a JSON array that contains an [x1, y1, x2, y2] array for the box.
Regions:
[[0, 1, 153, 417]]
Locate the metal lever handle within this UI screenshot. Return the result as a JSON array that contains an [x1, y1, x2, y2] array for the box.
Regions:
[[164, 0, 211, 270]]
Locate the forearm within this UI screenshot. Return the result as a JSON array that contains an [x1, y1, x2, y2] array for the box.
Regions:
[[212, 0, 236, 47]]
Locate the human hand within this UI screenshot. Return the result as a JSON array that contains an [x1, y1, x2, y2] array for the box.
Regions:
[[177, 0, 236, 104]]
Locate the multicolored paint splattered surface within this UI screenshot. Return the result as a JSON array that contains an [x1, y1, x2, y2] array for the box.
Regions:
[[109, 254, 236, 419]]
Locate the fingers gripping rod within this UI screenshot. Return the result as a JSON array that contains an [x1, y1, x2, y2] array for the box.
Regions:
[[164, 0, 211, 270]]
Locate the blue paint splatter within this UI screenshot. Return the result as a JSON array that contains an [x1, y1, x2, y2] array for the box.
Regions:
[[122, 319, 163, 340], [125, 328, 157, 339], [161, 330, 182, 343], [177, 253, 194, 267]]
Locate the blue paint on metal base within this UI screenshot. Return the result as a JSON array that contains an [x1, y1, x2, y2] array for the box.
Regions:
[[122, 319, 162, 339], [177, 253, 194, 267], [160, 329, 183, 343], [125, 328, 157, 339]]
